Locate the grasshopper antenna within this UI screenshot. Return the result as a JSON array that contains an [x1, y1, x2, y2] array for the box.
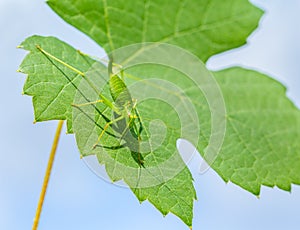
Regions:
[[108, 54, 113, 76]]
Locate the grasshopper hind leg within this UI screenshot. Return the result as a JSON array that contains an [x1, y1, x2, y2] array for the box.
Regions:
[[92, 115, 125, 149]]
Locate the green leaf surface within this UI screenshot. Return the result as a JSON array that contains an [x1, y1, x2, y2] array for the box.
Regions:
[[18, 35, 97, 133], [213, 67, 300, 194], [123, 64, 300, 195], [47, 0, 263, 62]]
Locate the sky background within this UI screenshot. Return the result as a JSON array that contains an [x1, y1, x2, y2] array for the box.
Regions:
[[0, 0, 300, 229]]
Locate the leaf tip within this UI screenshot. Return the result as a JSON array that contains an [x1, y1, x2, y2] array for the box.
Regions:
[[33, 120, 37, 124], [16, 45, 23, 49]]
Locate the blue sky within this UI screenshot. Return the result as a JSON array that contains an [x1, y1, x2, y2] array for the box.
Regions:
[[0, 0, 299, 229]]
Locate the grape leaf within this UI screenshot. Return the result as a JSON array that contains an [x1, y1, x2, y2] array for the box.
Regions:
[[47, 0, 263, 62], [212, 68, 300, 194], [18, 35, 97, 133], [127, 63, 300, 195], [19, 36, 197, 226]]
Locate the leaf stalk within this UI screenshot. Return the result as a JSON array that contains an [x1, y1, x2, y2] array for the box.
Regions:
[[32, 120, 64, 230]]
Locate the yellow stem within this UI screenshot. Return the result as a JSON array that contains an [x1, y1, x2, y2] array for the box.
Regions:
[[32, 120, 64, 230]]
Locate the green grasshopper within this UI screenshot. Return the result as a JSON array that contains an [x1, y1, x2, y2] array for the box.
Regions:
[[36, 45, 144, 166]]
